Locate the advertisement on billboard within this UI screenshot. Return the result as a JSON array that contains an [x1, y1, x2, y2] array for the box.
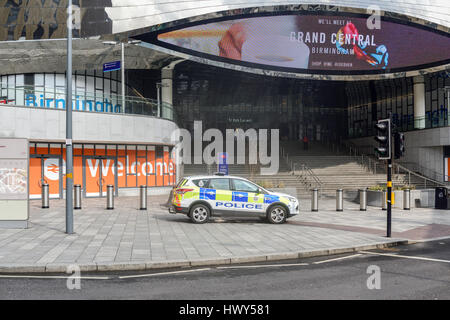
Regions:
[[155, 14, 450, 73]]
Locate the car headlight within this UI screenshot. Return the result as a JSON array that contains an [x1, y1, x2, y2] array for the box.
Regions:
[[288, 197, 297, 203]]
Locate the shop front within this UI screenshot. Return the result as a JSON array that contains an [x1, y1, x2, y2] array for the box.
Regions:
[[29, 142, 176, 199]]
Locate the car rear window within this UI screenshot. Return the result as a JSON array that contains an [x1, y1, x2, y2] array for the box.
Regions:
[[192, 179, 209, 188], [176, 179, 187, 188]]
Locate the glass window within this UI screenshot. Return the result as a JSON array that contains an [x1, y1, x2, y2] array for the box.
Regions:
[[95, 77, 103, 90], [104, 79, 110, 95], [209, 178, 231, 190], [35, 74, 44, 86], [192, 179, 209, 188], [76, 75, 85, 88], [16, 90, 24, 106], [45, 73, 55, 89], [86, 76, 95, 100], [15, 74, 24, 87], [55, 74, 65, 87], [233, 179, 259, 192]]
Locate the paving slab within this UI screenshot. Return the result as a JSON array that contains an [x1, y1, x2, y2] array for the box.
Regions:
[[0, 195, 448, 273]]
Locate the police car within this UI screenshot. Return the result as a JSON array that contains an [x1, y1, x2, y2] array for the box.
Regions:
[[169, 174, 299, 224]]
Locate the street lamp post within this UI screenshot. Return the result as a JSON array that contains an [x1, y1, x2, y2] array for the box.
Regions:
[[103, 40, 141, 114], [66, 0, 74, 234], [121, 42, 125, 113]]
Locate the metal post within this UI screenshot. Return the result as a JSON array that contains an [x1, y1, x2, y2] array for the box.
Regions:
[[140, 185, 147, 210], [387, 159, 392, 237], [311, 189, 318, 212], [106, 185, 114, 210], [382, 190, 387, 210], [74, 184, 81, 210], [156, 83, 161, 117], [403, 189, 410, 210], [121, 42, 126, 113], [42, 183, 49, 209], [360, 189, 367, 211], [336, 189, 343, 211], [65, 0, 74, 234]]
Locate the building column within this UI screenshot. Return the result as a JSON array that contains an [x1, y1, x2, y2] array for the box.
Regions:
[[413, 75, 425, 129], [161, 60, 184, 119], [161, 60, 184, 181]]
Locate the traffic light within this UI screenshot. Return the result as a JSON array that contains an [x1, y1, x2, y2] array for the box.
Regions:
[[374, 119, 391, 160], [394, 132, 405, 159]]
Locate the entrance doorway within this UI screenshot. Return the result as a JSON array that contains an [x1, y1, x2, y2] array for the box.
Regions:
[[83, 156, 118, 197], [30, 155, 63, 199]]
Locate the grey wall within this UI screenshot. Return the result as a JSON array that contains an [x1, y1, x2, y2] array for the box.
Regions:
[[0, 105, 178, 145]]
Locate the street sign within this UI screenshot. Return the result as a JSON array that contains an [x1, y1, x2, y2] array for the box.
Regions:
[[103, 61, 121, 72], [218, 152, 228, 175]]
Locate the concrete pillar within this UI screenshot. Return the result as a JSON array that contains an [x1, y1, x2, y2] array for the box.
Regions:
[[161, 67, 173, 119], [161, 60, 184, 119], [413, 75, 425, 129]]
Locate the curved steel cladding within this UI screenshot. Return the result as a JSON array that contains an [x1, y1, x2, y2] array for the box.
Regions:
[[1, 1, 449, 40]]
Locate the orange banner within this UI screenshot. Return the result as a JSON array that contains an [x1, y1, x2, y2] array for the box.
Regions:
[[30, 147, 175, 198]]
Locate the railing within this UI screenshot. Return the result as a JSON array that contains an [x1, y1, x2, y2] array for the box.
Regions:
[[340, 141, 448, 189], [0, 85, 177, 122], [280, 145, 323, 194]]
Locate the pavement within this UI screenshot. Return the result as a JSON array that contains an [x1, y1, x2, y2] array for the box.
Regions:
[[0, 194, 449, 273]]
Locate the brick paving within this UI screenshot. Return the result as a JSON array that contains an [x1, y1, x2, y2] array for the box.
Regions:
[[0, 194, 448, 270]]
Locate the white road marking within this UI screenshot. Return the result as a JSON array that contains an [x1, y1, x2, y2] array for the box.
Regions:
[[359, 251, 450, 264], [312, 254, 363, 264], [119, 268, 211, 279], [0, 275, 110, 280], [216, 263, 309, 269]]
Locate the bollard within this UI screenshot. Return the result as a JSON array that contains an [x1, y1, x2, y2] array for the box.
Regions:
[[403, 189, 410, 210], [42, 183, 49, 209], [106, 185, 114, 210], [336, 189, 343, 211], [140, 185, 147, 210], [360, 189, 367, 211], [74, 184, 82, 210], [311, 189, 318, 212], [382, 190, 387, 210]]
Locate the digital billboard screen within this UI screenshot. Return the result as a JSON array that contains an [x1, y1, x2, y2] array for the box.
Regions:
[[154, 14, 450, 73]]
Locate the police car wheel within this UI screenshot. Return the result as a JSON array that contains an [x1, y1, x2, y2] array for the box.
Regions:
[[190, 204, 210, 224], [267, 205, 287, 224]]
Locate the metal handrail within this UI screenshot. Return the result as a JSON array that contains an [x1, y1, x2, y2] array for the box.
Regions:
[[291, 161, 323, 192], [0, 85, 177, 122], [341, 141, 448, 189], [281, 147, 322, 194]]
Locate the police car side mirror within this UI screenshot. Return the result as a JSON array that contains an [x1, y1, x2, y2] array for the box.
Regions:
[[257, 188, 264, 194]]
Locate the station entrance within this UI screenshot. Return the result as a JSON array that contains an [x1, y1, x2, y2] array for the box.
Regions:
[[172, 62, 349, 144]]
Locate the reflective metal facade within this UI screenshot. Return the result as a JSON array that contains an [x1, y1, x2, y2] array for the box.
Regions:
[[0, 1, 449, 41]]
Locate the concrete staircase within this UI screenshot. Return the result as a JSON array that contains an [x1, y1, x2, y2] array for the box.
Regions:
[[181, 140, 427, 198], [281, 140, 426, 195]]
